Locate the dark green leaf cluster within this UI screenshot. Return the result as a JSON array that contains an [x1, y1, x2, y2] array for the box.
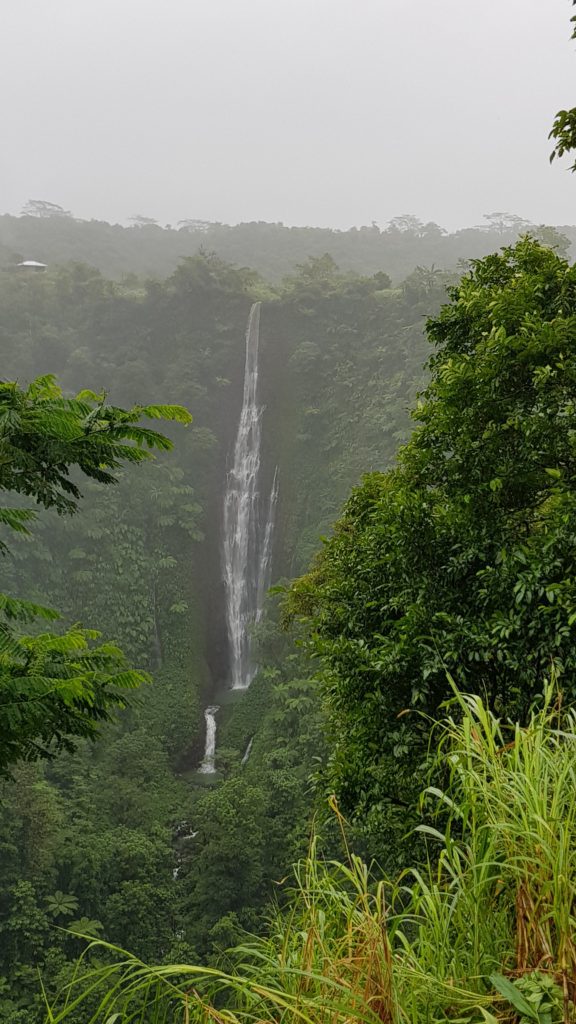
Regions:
[[0, 375, 190, 515], [0, 625, 149, 768], [288, 238, 576, 841]]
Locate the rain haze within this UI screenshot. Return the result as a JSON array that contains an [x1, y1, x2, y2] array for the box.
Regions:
[[1, 0, 575, 229], [5, 0, 576, 1013]]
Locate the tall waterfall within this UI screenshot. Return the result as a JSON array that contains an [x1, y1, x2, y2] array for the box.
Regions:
[[223, 302, 278, 690], [198, 705, 219, 774]]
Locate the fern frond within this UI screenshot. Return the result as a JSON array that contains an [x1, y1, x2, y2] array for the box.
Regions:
[[0, 507, 37, 534], [103, 670, 151, 689], [138, 403, 192, 424], [0, 593, 60, 622]]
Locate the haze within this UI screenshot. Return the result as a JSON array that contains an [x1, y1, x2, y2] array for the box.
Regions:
[[2, 0, 575, 230]]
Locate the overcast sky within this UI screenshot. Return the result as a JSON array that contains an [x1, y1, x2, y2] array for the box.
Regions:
[[2, 0, 575, 230]]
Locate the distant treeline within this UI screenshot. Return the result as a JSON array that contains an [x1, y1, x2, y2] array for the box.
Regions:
[[0, 208, 572, 282]]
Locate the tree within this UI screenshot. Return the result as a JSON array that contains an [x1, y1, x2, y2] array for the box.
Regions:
[[177, 220, 212, 233], [549, 1, 576, 169], [0, 374, 191, 769], [128, 215, 159, 228], [481, 212, 532, 235], [20, 201, 72, 219], [288, 238, 576, 848], [385, 214, 425, 235]]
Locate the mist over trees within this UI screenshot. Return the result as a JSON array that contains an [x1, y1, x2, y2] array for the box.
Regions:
[[0, 240, 451, 1017], [1, 208, 573, 283], [1, 194, 576, 1019], [2, 4, 576, 1021]]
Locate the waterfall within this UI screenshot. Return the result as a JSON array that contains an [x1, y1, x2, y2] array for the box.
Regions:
[[256, 468, 279, 623], [223, 302, 278, 689], [198, 705, 219, 774], [241, 736, 254, 765]]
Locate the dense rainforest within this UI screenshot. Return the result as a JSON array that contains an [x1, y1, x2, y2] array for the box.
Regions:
[[4, 2, 576, 1021], [2, 207, 576, 1023], [0, 207, 572, 283], [0, 226, 457, 1021]]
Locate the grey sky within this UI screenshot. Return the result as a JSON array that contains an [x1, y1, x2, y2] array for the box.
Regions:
[[2, 0, 575, 230]]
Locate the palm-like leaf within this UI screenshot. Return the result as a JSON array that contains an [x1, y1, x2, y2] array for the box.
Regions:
[[0, 377, 191, 516], [45, 891, 79, 919]]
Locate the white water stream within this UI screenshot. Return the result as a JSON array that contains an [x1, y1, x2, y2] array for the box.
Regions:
[[223, 302, 278, 690], [241, 736, 254, 765], [198, 705, 220, 774]]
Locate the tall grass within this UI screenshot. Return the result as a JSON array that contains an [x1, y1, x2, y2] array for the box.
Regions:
[[45, 686, 576, 1024]]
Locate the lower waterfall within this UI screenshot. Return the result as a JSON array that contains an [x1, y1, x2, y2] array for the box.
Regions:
[[198, 705, 219, 774]]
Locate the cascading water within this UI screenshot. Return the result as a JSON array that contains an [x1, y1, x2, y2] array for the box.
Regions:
[[198, 705, 219, 774], [256, 468, 279, 623], [241, 736, 254, 765], [197, 306, 276, 771], [223, 302, 278, 689]]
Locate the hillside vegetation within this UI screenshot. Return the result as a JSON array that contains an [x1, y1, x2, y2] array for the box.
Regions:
[[48, 687, 576, 1024], [1, 231, 575, 1022], [0, 244, 449, 1020], [0, 209, 571, 282], [2, 235, 569, 1024]]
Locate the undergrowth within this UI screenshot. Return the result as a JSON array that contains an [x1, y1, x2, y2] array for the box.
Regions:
[[45, 684, 576, 1023]]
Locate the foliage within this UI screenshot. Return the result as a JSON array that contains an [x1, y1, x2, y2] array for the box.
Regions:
[[45, 892, 78, 919], [176, 646, 327, 956], [0, 16, 574, 1011], [44, 689, 576, 1024], [263, 255, 448, 576], [491, 971, 566, 1024], [549, 1, 576, 172], [287, 238, 576, 846], [21, 201, 72, 220], [0, 245, 466, 1011], [0, 374, 190, 769], [0, 374, 190, 515], [0, 625, 148, 769], [2, 208, 570, 285]]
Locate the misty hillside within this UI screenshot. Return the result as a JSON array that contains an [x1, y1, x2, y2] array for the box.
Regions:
[[5, 232, 576, 1024], [1, 210, 574, 282], [0, 250, 447, 1002], [3, 0, 576, 1021]]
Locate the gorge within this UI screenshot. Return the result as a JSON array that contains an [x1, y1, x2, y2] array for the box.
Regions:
[[199, 301, 278, 771], [0, 239, 453, 997]]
